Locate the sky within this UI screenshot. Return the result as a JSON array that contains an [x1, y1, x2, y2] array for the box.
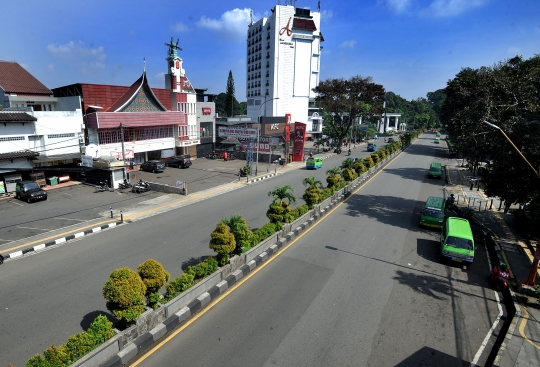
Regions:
[[1, 0, 538, 101]]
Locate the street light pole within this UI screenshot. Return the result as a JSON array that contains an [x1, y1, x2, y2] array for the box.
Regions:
[[257, 97, 280, 176], [483, 121, 540, 178]]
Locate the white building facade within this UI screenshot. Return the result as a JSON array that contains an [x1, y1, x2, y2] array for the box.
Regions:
[[246, 5, 323, 135]]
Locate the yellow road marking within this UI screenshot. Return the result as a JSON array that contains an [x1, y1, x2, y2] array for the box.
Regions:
[[519, 306, 540, 350], [131, 148, 400, 365]]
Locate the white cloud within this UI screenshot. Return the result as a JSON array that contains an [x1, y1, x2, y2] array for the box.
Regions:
[[46, 41, 106, 73], [321, 9, 334, 22], [197, 8, 252, 41], [377, 0, 413, 14], [171, 22, 189, 33], [47, 63, 54, 71], [420, 0, 490, 17], [340, 40, 357, 49]]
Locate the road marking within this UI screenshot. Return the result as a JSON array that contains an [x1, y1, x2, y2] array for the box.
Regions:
[[17, 226, 50, 231], [0, 220, 116, 254], [469, 244, 504, 366], [130, 149, 401, 365], [53, 217, 86, 221], [519, 306, 540, 350]]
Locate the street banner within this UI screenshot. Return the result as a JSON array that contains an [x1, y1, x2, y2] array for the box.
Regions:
[[285, 114, 291, 143], [218, 126, 258, 138], [293, 122, 306, 162]]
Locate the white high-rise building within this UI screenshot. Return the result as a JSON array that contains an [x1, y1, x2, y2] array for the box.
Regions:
[[246, 4, 323, 133]]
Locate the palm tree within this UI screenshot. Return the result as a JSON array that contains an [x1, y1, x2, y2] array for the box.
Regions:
[[326, 167, 341, 188], [314, 138, 327, 153], [341, 158, 355, 170], [302, 176, 323, 189], [268, 184, 296, 205]]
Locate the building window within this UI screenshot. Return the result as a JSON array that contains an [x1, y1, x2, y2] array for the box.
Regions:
[[266, 89, 269, 95], [0, 136, 25, 142], [47, 133, 75, 139], [266, 62, 270, 68], [97, 126, 174, 145]]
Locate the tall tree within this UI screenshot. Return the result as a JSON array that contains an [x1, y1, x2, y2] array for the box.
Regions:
[[314, 75, 385, 150], [225, 70, 236, 117]]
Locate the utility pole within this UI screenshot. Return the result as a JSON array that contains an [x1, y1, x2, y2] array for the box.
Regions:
[[120, 123, 126, 180]]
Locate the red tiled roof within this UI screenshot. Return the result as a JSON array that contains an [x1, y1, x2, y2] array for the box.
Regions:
[[293, 18, 317, 31], [0, 61, 52, 95], [86, 112, 186, 128], [0, 111, 37, 122]]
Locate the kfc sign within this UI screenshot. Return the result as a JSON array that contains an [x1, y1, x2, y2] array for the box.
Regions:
[[202, 107, 212, 115]]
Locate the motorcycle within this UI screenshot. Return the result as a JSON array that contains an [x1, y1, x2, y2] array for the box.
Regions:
[[95, 180, 109, 193], [132, 179, 150, 193], [347, 149, 352, 156], [118, 179, 132, 190], [491, 263, 510, 291]]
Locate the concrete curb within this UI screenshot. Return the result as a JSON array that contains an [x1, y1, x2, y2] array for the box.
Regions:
[[0, 221, 123, 261]]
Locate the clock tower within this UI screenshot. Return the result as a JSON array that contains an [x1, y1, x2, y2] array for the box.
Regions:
[[165, 38, 183, 97]]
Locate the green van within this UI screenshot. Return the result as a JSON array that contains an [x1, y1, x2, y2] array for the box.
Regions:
[[420, 196, 445, 228], [428, 162, 442, 179], [440, 217, 475, 264], [436, 132, 441, 137], [306, 157, 323, 170]]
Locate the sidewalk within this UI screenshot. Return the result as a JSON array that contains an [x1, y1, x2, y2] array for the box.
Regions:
[[445, 163, 540, 366]]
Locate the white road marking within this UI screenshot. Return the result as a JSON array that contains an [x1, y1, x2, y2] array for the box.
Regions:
[[17, 226, 50, 231], [469, 245, 503, 366], [53, 217, 85, 221]]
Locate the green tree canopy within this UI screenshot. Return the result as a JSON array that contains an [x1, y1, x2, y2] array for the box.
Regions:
[[314, 75, 385, 148]]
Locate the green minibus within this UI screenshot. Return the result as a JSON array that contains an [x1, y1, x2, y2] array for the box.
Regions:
[[440, 217, 475, 264], [420, 196, 445, 228], [428, 162, 442, 179]]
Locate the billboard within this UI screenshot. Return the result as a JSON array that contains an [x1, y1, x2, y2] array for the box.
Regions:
[[293, 122, 306, 162], [218, 126, 258, 138]]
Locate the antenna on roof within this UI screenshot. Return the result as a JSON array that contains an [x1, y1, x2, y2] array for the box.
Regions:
[[250, 8, 254, 24], [143, 57, 146, 72], [317, 0, 321, 12]]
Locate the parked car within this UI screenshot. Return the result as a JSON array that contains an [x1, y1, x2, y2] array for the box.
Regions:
[[387, 137, 394, 143], [367, 143, 376, 152], [165, 155, 192, 168], [15, 180, 48, 203], [140, 160, 165, 173], [434, 137, 440, 144]]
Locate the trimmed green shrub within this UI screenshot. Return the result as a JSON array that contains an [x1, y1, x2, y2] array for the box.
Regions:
[[363, 156, 375, 169], [209, 221, 236, 265], [266, 200, 293, 223], [303, 185, 323, 208], [341, 168, 358, 182], [353, 160, 367, 175], [102, 267, 146, 327], [138, 259, 170, 309], [297, 204, 309, 216], [370, 153, 380, 164], [165, 272, 195, 300], [25, 315, 115, 367], [253, 221, 282, 243]]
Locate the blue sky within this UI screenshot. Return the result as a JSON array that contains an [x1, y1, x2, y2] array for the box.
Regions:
[[2, 0, 538, 101]]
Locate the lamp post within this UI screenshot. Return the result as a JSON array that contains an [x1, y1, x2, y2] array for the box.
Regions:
[[257, 97, 280, 175], [483, 120, 540, 287], [483, 121, 539, 178]]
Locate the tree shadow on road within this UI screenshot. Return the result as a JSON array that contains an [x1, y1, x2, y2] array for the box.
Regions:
[[80, 310, 117, 331], [343, 193, 426, 233]]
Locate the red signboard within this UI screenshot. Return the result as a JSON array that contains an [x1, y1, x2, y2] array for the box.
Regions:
[[202, 107, 212, 115], [293, 122, 306, 162], [285, 113, 291, 143]]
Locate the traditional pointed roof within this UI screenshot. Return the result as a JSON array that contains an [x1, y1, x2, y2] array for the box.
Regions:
[[106, 71, 168, 112], [0, 60, 52, 95]]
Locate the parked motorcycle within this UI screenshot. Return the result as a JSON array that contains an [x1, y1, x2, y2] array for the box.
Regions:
[[132, 179, 150, 193], [95, 180, 109, 193], [347, 149, 351, 156], [491, 262, 510, 291], [118, 179, 132, 190]]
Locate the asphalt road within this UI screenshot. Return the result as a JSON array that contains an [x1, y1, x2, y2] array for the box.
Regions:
[[0, 135, 499, 366], [129, 135, 500, 367], [0, 144, 372, 366]]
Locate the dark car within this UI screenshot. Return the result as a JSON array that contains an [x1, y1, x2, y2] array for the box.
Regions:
[[367, 143, 376, 152], [15, 181, 48, 203], [140, 160, 165, 173], [387, 137, 394, 143], [165, 155, 192, 168]]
